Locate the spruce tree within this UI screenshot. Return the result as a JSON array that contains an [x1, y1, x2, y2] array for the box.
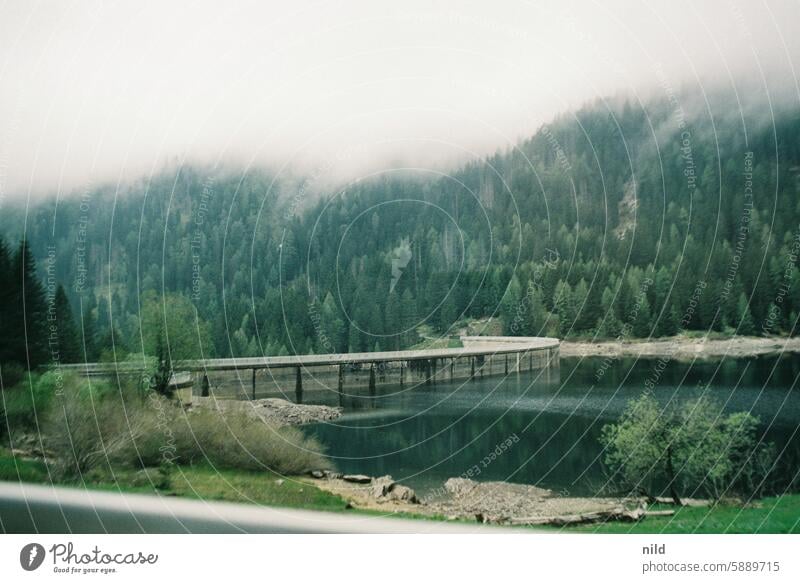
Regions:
[[655, 303, 680, 337], [525, 286, 547, 336], [737, 293, 756, 336], [400, 289, 418, 347], [500, 275, 522, 335], [384, 291, 401, 349], [54, 285, 81, 363], [80, 305, 99, 361], [553, 280, 575, 337], [0, 237, 14, 365], [152, 327, 173, 397], [11, 240, 48, 367], [631, 294, 653, 337]]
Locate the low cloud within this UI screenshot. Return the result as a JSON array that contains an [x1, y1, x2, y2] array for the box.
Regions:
[[0, 0, 798, 200]]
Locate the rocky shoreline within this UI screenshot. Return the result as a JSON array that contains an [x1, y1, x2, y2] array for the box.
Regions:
[[307, 472, 689, 527], [561, 335, 800, 361], [192, 396, 342, 427]]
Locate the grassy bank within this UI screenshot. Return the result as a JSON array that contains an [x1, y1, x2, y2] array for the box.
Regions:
[[0, 446, 349, 512], [3, 448, 798, 532], [565, 497, 800, 534]]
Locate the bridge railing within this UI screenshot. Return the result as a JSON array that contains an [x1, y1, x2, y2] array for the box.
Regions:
[[56, 336, 560, 403]]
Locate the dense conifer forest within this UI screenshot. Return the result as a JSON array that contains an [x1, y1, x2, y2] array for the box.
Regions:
[[2, 87, 799, 368]]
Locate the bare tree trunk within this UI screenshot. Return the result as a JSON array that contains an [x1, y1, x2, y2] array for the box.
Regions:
[[665, 444, 682, 506]]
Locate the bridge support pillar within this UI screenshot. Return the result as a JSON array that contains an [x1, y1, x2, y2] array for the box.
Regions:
[[202, 374, 210, 397], [295, 366, 303, 404], [338, 364, 344, 406], [368, 364, 376, 396], [251, 369, 256, 400]]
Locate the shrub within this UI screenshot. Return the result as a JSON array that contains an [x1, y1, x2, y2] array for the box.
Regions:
[[44, 377, 328, 478], [170, 407, 330, 475], [44, 376, 152, 477], [601, 393, 777, 503], [0, 370, 61, 440]]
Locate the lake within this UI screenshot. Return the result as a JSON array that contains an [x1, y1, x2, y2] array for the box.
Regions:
[[303, 355, 800, 496]]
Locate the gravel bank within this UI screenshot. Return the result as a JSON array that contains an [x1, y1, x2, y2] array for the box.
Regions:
[[561, 336, 800, 360], [192, 397, 341, 427], [308, 473, 649, 525]]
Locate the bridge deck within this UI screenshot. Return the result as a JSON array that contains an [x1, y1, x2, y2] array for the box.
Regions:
[[60, 336, 559, 374]]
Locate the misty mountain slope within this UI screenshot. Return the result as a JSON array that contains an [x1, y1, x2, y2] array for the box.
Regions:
[[2, 91, 800, 361]]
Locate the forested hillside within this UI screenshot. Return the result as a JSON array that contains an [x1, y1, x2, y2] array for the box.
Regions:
[[2, 87, 800, 367]]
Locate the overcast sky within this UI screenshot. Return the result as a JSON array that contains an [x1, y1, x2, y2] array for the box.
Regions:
[[0, 0, 798, 199]]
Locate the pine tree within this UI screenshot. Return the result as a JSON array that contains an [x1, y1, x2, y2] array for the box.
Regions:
[[0, 237, 14, 366], [54, 285, 81, 363], [10, 240, 48, 367], [600, 285, 615, 315], [573, 279, 591, 331], [597, 313, 622, 339], [655, 303, 680, 337], [152, 327, 173, 397], [400, 289, 418, 347], [631, 294, 652, 337], [384, 291, 402, 349], [501, 275, 522, 335], [553, 280, 575, 337], [321, 292, 345, 353], [737, 293, 756, 336], [81, 305, 99, 361], [348, 322, 365, 353], [525, 286, 547, 335], [437, 295, 457, 332]]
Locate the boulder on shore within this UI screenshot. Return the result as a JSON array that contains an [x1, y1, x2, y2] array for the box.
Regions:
[[342, 474, 373, 484], [311, 473, 420, 507]]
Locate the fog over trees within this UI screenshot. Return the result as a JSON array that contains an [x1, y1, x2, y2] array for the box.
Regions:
[[2, 87, 799, 368]]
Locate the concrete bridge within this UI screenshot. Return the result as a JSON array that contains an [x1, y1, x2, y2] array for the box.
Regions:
[[63, 336, 559, 405]]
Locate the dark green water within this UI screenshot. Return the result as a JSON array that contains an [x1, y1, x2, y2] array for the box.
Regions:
[[303, 355, 800, 496]]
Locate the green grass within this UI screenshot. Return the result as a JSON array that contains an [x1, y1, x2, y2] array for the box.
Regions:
[[0, 450, 49, 483], [2, 447, 798, 532], [167, 465, 350, 511], [408, 336, 460, 350], [0, 447, 349, 513], [565, 497, 800, 534]]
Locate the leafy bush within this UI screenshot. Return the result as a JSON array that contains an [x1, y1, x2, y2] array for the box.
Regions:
[[601, 394, 777, 503], [44, 376, 149, 476], [3, 367, 328, 479], [0, 370, 61, 440], [44, 377, 328, 478], [170, 407, 330, 474]]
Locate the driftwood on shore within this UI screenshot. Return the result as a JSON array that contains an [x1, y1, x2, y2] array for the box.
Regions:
[[502, 507, 675, 527], [651, 496, 712, 507]]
